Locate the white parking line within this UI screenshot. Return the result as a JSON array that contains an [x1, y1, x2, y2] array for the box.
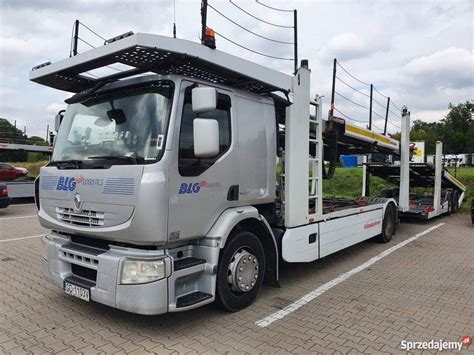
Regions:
[[255, 222, 446, 328], [0, 234, 44, 243], [0, 215, 37, 221]]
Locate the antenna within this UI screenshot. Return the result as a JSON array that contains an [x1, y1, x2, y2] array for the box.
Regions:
[[173, 0, 177, 38]]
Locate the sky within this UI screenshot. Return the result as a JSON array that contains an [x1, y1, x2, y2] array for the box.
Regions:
[[0, 0, 473, 139]]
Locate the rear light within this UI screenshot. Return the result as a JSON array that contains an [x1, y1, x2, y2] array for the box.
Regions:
[[424, 206, 435, 213], [1, 186, 8, 197]]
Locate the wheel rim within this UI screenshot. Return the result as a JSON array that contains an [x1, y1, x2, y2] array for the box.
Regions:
[[227, 249, 259, 293]]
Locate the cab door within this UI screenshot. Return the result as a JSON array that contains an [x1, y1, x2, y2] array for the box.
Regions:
[[168, 82, 238, 242]]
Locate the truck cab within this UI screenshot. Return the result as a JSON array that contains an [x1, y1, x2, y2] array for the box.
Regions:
[[35, 42, 282, 313], [32, 31, 402, 315]]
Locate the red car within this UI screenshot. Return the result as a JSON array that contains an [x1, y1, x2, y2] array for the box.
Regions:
[[0, 163, 29, 181]]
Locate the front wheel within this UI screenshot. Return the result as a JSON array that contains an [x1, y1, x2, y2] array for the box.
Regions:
[[374, 203, 396, 243], [215, 230, 265, 312]]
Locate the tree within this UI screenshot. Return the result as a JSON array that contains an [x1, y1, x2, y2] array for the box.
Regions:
[[441, 101, 473, 154], [0, 118, 28, 161], [408, 101, 473, 155]]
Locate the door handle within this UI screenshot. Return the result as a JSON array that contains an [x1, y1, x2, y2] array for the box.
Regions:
[[227, 185, 239, 201]]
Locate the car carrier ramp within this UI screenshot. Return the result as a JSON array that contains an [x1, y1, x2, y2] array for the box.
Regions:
[[366, 162, 466, 194]]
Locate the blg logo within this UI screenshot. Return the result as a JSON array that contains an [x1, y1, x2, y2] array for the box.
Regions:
[[56, 176, 77, 191], [178, 181, 221, 195], [178, 182, 202, 194]]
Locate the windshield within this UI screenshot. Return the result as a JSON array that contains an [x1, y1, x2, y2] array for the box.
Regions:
[[51, 81, 173, 166]]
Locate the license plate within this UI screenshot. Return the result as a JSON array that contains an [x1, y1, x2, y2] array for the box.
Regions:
[[64, 281, 90, 302]]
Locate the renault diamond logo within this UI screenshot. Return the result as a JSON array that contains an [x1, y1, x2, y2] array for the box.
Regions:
[[73, 192, 82, 211]]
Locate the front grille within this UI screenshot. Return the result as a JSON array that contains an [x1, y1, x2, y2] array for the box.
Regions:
[[71, 264, 97, 283], [56, 207, 104, 227], [59, 244, 100, 269]]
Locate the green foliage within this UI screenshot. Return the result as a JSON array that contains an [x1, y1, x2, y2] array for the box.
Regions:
[[323, 168, 396, 199], [410, 101, 474, 154], [0, 118, 49, 162]]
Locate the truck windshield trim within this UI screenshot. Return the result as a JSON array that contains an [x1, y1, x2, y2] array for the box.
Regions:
[[51, 81, 174, 168]]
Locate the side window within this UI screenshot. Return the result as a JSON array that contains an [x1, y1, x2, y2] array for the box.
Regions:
[[179, 91, 231, 176]]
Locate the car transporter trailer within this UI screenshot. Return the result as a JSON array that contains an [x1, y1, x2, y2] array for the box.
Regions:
[[29, 21, 464, 314], [364, 139, 466, 220]]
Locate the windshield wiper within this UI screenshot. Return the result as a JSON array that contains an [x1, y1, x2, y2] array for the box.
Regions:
[[87, 155, 138, 164], [65, 79, 114, 105], [51, 160, 83, 169]]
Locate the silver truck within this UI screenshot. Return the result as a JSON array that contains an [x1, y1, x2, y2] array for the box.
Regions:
[[31, 28, 420, 315]]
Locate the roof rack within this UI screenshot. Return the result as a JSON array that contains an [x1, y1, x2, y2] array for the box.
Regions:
[[29, 33, 292, 95]]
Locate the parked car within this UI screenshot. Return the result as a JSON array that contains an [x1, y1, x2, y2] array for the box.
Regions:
[[0, 183, 10, 208], [0, 163, 29, 181]]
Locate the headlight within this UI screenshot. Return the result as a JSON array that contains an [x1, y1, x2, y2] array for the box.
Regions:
[[120, 259, 165, 284]]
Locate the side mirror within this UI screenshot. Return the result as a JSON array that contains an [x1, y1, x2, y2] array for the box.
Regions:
[[193, 119, 219, 157], [49, 132, 55, 146], [192, 87, 217, 113], [55, 110, 65, 131]]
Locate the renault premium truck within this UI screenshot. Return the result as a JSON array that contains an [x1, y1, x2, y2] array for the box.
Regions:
[[30, 25, 412, 314]]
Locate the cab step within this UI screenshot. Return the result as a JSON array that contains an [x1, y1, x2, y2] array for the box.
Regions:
[[176, 291, 212, 308], [174, 257, 206, 271]]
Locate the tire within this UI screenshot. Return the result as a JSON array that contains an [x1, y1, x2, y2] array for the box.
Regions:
[[374, 203, 396, 243], [446, 193, 453, 215], [215, 230, 265, 312], [452, 191, 459, 212], [471, 198, 474, 224]]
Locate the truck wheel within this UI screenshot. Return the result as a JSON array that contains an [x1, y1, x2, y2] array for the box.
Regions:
[[374, 203, 396, 243], [446, 194, 453, 215], [215, 230, 265, 312], [452, 191, 459, 212]]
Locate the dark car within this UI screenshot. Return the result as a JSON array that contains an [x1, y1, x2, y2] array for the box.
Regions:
[[0, 163, 28, 181], [0, 183, 10, 208]]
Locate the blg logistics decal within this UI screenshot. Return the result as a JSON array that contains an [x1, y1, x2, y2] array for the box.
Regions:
[[178, 180, 221, 194], [56, 175, 104, 191]]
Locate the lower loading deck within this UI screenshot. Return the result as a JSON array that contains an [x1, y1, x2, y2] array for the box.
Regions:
[[379, 189, 451, 219], [365, 162, 465, 220]]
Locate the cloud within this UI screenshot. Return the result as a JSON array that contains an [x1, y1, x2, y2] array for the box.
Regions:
[[0, 0, 472, 138], [46, 102, 67, 115], [317, 32, 389, 63], [404, 47, 474, 89]]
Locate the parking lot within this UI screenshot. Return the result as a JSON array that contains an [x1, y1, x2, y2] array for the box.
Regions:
[[1, 202, 473, 354]]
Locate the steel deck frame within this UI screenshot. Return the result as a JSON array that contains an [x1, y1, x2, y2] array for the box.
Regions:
[[29, 33, 292, 94], [365, 162, 466, 193]]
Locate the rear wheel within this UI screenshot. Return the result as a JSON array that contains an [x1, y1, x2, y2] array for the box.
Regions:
[[215, 230, 265, 312], [446, 193, 453, 215], [452, 191, 459, 212], [374, 203, 396, 243]]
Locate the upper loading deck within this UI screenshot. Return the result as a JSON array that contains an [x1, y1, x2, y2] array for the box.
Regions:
[[29, 32, 292, 94], [30, 31, 400, 157]]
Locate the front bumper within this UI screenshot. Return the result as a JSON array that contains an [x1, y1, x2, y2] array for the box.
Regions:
[[0, 197, 10, 208], [42, 233, 171, 315]]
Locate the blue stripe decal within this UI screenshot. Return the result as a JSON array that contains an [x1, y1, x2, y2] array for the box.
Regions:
[[40, 176, 58, 190], [103, 178, 135, 195]]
